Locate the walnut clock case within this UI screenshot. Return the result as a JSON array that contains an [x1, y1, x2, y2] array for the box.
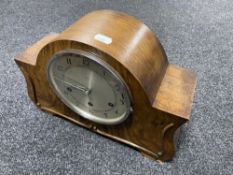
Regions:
[[15, 10, 197, 162]]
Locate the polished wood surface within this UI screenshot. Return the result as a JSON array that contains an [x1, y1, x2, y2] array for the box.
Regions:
[[154, 64, 197, 119], [15, 10, 197, 162]]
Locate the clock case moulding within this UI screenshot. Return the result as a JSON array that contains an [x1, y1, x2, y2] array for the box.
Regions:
[[15, 10, 197, 162]]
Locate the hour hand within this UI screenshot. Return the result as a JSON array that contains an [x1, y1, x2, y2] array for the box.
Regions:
[[68, 82, 90, 94], [54, 76, 90, 94]]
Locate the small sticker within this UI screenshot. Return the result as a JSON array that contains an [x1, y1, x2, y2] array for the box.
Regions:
[[94, 34, 112, 45]]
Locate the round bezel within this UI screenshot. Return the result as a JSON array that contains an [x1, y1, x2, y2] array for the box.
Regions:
[[46, 49, 132, 125]]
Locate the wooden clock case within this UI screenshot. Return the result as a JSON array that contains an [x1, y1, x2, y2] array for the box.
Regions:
[[15, 10, 197, 162]]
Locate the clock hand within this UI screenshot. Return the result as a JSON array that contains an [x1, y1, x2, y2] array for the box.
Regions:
[[54, 76, 90, 94]]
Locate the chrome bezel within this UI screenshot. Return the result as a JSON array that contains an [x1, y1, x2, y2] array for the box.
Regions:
[[46, 49, 132, 125]]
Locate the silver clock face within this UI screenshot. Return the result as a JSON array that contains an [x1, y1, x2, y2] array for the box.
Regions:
[[46, 49, 132, 125]]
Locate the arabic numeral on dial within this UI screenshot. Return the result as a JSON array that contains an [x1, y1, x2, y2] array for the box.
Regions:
[[66, 87, 72, 92], [82, 57, 89, 65], [66, 57, 71, 64], [108, 102, 114, 107], [88, 102, 93, 107], [120, 93, 125, 105], [103, 70, 106, 76]]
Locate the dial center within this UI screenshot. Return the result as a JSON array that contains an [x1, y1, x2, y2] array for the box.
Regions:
[[64, 66, 116, 111]]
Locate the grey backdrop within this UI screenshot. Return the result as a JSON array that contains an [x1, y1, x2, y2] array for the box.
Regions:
[[0, 0, 232, 174]]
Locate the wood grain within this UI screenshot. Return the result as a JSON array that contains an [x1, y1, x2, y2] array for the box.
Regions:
[[154, 64, 197, 120], [15, 10, 197, 162]]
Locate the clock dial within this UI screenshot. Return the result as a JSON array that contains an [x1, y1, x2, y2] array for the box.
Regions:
[[47, 49, 132, 125]]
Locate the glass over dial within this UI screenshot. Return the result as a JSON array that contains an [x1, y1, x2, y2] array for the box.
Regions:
[[46, 49, 132, 125]]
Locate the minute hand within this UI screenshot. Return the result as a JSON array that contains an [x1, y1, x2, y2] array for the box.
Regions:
[[54, 76, 90, 94]]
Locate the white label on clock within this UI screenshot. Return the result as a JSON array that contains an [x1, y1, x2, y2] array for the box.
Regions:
[[94, 34, 112, 45]]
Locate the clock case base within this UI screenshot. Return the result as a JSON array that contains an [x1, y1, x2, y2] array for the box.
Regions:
[[15, 33, 196, 162]]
